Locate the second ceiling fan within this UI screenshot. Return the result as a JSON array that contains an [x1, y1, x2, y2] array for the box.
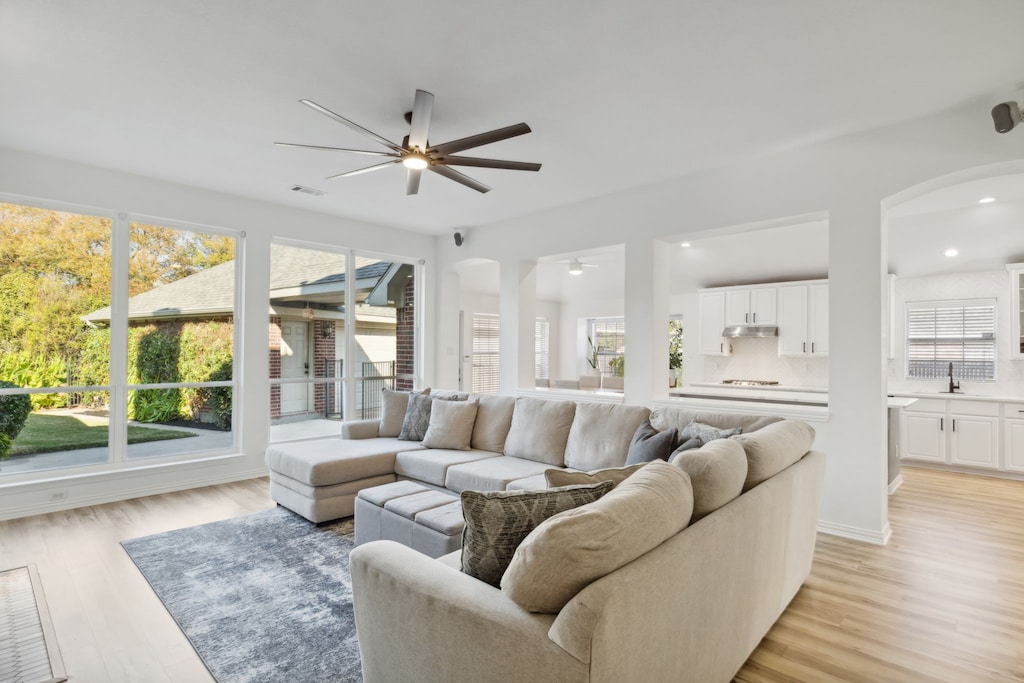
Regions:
[[277, 89, 541, 195]]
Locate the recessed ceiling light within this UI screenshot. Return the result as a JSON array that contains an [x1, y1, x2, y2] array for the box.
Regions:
[[680, 242, 692, 248], [978, 197, 996, 204], [944, 248, 959, 257]]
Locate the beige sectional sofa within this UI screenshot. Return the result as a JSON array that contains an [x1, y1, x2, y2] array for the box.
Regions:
[[266, 391, 823, 682]]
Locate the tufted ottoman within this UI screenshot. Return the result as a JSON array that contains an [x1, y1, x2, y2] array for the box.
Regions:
[[354, 481, 465, 558]]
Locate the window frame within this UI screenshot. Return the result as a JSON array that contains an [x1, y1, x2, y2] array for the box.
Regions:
[[589, 317, 625, 376], [904, 299, 997, 382], [471, 313, 501, 394]]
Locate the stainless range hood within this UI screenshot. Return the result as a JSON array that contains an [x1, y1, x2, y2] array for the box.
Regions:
[[721, 325, 779, 338]]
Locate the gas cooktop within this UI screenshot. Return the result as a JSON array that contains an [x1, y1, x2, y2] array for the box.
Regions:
[[720, 379, 780, 386]]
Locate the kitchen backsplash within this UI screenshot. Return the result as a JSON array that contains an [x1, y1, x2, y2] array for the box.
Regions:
[[697, 337, 829, 388]]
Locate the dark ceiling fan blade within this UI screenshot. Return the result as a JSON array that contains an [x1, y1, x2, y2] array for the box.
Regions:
[[325, 159, 401, 180], [406, 167, 422, 195], [428, 123, 532, 156], [299, 99, 405, 153], [274, 142, 398, 157], [438, 156, 541, 171], [428, 164, 491, 193], [407, 90, 434, 152]]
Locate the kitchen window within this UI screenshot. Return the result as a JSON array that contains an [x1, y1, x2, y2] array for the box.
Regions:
[[590, 318, 625, 376], [905, 300, 996, 381]]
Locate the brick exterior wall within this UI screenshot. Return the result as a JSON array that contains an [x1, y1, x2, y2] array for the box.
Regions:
[[313, 319, 335, 415], [269, 316, 281, 420], [396, 277, 416, 391]]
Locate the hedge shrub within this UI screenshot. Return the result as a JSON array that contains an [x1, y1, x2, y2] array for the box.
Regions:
[[0, 380, 32, 459]]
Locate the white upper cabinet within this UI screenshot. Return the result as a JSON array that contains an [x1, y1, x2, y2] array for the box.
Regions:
[[724, 287, 777, 326], [1008, 264, 1024, 359], [699, 291, 731, 356], [778, 282, 828, 357]]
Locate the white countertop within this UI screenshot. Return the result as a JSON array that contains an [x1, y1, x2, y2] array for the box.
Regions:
[[887, 390, 1024, 404], [675, 385, 918, 410]]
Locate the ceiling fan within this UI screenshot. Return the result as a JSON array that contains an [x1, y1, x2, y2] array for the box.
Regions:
[[276, 89, 541, 195], [546, 258, 600, 275]]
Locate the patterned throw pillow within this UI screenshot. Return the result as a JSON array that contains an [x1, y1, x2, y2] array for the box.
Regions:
[[460, 482, 613, 587], [398, 393, 434, 441], [680, 420, 741, 444], [624, 419, 678, 465]]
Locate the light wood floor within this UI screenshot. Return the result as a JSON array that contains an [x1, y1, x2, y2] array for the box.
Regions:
[[2, 468, 1023, 682]]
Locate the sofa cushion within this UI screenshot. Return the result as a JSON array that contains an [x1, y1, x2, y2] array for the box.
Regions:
[[502, 397, 576, 466], [733, 419, 815, 491], [460, 482, 613, 587], [265, 437, 420, 486], [670, 436, 704, 456], [649, 407, 781, 436], [431, 389, 470, 401], [422, 398, 479, 450], [563, 402, 650, 471], [501, 460, 693, 613], [444, 456, 557, 493], [680, 420, 741, 443], [398, 393, 434, 441], [468, 394, 516, 453], [379, 388, 429, 438], [624, 419, 678, 465], [505, 473, 549, 491], [395, 448, 500, 487], [670, 438, 748, 519], [544, 463, 646, 489]]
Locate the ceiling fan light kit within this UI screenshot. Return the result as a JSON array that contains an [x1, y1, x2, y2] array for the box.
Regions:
[[568, 259, 585, 275], [276, 89, 541, 195]]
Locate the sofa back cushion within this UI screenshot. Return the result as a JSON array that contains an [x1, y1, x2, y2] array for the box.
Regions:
[[564, 402, 651, 471], [670, 438, 747, 520], [379, 387, 430, 438], [501, 460, 693, 613], [649, 407, 781, 436], [733, 419, 815, 491], [421, 399, 479, 450], [468, 394, 516, 453], [503, 397, 576, 466]]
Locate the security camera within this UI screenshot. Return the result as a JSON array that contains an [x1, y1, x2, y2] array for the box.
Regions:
[[991, 101, 1022, 134], [453, 231, 464, 247]]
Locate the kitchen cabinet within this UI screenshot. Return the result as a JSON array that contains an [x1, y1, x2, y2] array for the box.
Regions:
[[698, 291, 731, 356], [1008, 263, 1024, 359], [1003, 402, 1024, 472], [778, 282, 828, 357], [900, 398, 998, 470], [725, 287, 777, 326]]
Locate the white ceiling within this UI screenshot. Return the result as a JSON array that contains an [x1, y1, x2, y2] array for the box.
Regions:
[[4, 1, 1024, 235]]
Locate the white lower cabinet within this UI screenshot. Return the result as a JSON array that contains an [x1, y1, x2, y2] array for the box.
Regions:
[[1002, 419, 1024, 472], [901, 399, 999, 470]]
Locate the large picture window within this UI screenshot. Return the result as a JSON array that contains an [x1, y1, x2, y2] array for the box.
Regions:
[[906, 300, 996, 381], [0, 200, 239, 477]]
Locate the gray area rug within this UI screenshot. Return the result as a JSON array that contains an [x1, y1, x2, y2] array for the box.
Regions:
[[121, 507, 361, 683]]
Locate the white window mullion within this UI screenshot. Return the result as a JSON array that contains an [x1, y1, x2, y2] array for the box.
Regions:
[[108, 212, 130, 464]]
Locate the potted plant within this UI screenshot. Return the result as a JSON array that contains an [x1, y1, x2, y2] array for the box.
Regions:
[[669, 319, 683, 387]]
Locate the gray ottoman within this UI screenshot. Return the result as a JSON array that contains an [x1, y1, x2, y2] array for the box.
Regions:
[[355, 481, 465, 558]]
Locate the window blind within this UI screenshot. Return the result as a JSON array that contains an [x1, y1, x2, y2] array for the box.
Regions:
[[535, 318, 550, 380], [906, 301, 996, 381], [471, 314, 500, 393], [591, 318, 625, 376]]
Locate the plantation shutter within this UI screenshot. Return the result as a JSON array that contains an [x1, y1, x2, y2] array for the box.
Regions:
[[535, 318, 550, 380], [471, 314, 500, 394], [906, 300, 996, 380]]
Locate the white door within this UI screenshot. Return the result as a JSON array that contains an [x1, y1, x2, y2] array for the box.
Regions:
[[699, 292, 730, 356], [751, 287, 777, 325], [777, 286, 808, 356], [1004, 419, 1024, 472], [808, 283, 829, 356], [949, 415, 998, 469], [280, 321, 310, 414], [901, 412, 945, 463], [725, 290, 751, 326]]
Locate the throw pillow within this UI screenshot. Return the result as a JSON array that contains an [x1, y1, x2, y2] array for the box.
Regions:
[[422, 399, 479, 450], [398, 393, 434, 441], [501, 460, 693, 613], [624, 419, 678, 465], [379, 387, 430, 438], [544, 463, 646, 489], [669, 436, 704, 458], [680, 420, 741, 444], [460, 482, 613, 587], [502, 397, 577, 466]]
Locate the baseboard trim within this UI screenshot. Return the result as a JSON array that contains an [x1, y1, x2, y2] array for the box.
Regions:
[[817, 519, 890, 545], [888, 474, 904, 495]]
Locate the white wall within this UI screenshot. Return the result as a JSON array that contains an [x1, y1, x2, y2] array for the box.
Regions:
[[0, 146, 435, 520], [889, 269, 1024, 395], [433, 100, 1024, 543]]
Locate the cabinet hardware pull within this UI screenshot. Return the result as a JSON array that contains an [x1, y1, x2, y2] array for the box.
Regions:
[[803, 342, 806, 353], [953, 419, 956, 432], [753, 312, 757, 323], [940, 418, 944, 431], [745, 313, 749, 323], [720, 343, 723, 353], [812, 342, 815, 353]]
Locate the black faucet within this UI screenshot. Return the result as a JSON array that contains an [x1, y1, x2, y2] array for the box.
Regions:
[[948, 362, 960, 393]]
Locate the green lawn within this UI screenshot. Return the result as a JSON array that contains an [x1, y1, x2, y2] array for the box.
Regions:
[[10, 412, 194, 455]]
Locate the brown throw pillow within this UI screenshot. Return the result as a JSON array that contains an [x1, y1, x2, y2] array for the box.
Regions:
[[460, 482, 613, 587]]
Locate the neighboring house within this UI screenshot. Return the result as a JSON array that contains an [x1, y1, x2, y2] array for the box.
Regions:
[[83, 253, 416, 420]]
